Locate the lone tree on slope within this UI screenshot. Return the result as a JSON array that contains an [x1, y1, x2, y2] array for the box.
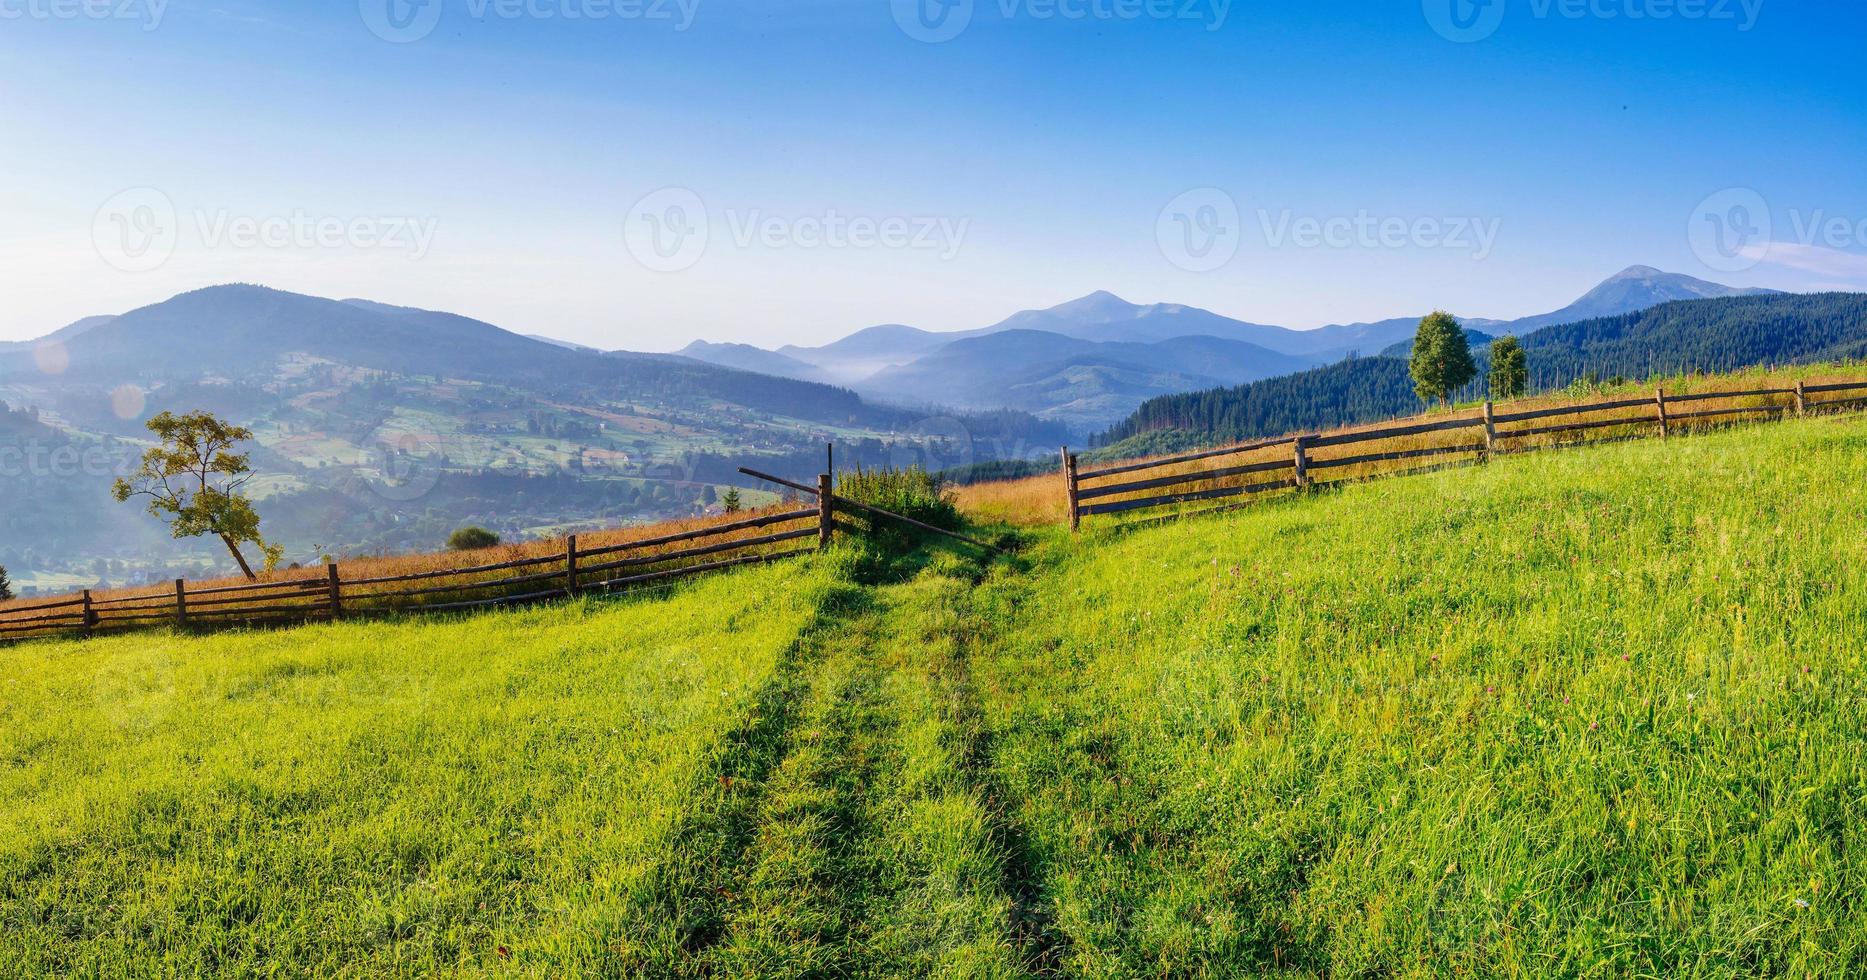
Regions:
[[1489, 334, 1529, 400], [1409, 310, 1477, 408], [112, 411, 283, 581]]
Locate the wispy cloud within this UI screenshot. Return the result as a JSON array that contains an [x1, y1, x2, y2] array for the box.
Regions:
[[1740, 242, 1867, 285]]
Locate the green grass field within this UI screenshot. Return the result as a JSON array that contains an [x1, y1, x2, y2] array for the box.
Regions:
[[5, 414, 1867, 977]]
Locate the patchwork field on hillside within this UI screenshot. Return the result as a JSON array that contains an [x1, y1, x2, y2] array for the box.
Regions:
[[5, 414, 1866, 977]]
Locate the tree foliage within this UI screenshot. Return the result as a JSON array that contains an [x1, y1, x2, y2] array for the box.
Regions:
[[1489, 335, 1529, 400], [1408, 311, 1477, 407], [446, 526, 502, 551], [111, 411, 282, 580], [721, 487, 743, 514], [0, 564, 12, 601]]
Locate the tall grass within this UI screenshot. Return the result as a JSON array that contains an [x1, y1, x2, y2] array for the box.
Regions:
[[968, 413, 1867, 975], [837, 466, 960, 529], [0, 561, 849, 976]]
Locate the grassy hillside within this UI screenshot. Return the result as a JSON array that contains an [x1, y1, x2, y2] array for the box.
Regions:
[[0, 562, 857, 976], [976, 414, 1867, 976], [6, 413, 1867, 975]]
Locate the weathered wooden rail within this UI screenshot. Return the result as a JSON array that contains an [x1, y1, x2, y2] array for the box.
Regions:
[[0, 463, 1013, 646], [737, 466, 1006, 554], [1062, 377, 1867, 529], [0, 503, 830, 645]]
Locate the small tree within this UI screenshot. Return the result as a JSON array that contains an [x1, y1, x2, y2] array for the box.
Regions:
[[447, 526, 502, 551], [721, 487, 743, 514], [112, 411, 281, 580], [1489, 335, 1529, 400], [1409, 310, 1477, 408], [0, 565, 12, 602]]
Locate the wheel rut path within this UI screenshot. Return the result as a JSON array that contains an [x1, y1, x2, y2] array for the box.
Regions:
[[688, 567, 1065, 978]]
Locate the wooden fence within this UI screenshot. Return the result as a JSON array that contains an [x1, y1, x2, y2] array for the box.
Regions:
[[1062, 377, 1867, 529], [0, 498, 833, 645]]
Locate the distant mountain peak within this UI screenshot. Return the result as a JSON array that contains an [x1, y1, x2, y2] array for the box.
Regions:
[[176, 282, 277, 299], [1496, 266, 1779, 333], [677, 339, 835, 384], [1045, 290, 1138, 318]]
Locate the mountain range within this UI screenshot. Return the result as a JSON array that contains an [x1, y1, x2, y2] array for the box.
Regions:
[[0, 266, 1822, 590], [0, 284, 1067, 590], [0, 285, 917, 432], [1099, 289, 1867, 455], [673, 266, 1779, 429], [0, 266, 1783, 441]]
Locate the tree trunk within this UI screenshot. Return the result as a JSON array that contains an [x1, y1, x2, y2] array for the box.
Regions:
[[220, 534, 257, 581]]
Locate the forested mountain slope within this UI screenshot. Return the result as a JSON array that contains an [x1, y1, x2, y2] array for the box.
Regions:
[[1099, 292, 1867, 452]]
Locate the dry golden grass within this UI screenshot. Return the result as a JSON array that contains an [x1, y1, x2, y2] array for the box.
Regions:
[[951, 470, 1072, 527], [953, 364, 1867, 527]]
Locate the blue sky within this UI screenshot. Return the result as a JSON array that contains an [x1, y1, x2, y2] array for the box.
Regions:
[[2, 0, 1864, 349]]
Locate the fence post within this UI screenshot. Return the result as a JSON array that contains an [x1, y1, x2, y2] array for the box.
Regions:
[[818, 474, 834, 548], [326, 562, 343, 618], [1062, 448, 1081, 532], [1293, 436, 1312, 489], [1655, 387, 1670, 438], [565, 535, 580, 595], [1795, 381, 1808, 415], [174, 579, 188, 629], [81, 589, 95, 635], [1481, 401, 1497, 461]]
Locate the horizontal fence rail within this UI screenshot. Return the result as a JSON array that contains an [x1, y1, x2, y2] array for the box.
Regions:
[[0, 464, 1009, 647], [0, 498, 837, 646], [1063, 376, 1867, 529]]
